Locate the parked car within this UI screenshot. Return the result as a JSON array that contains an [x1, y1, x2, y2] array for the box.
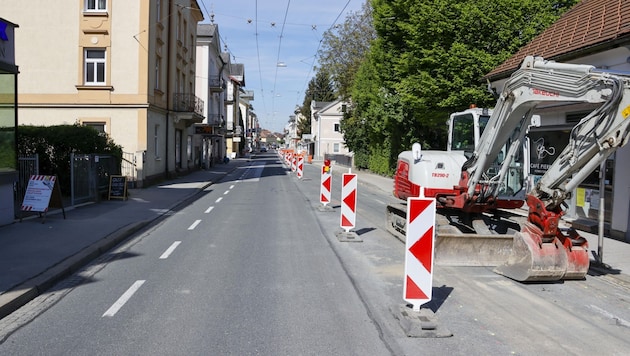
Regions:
[[260, 146, 267, 152]]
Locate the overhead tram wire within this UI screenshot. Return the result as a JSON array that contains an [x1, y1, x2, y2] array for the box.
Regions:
[[254, 0, 269, 130], [270, 0, 292, 127], [296, 0, 351, 107]]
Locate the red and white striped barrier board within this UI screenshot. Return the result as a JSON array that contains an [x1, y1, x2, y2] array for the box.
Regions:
[[320, 166, 331, 206], [340, 173, 357, 232], [297, 155, 304, 179], [404, 197, 436, 311]]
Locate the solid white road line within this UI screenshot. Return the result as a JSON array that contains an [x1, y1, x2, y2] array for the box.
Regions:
[[160, 241, 181, 259], [188, 219, 202, 230], [102, 280, 146, 317], [204, 206, 214, 214]]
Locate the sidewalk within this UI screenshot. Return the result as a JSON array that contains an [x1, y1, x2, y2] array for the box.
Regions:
[[0, 159, 251, 319], [322, 160, 630, 285]]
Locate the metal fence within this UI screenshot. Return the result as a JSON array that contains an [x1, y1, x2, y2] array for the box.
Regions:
[[70, 153, 121, 206], [121, 151, 137, 188], [15, 154, 39, 205], [324, 153, 353, 167]]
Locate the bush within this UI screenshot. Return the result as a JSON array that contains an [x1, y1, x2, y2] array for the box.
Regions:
[[18, 124, 123, 195]]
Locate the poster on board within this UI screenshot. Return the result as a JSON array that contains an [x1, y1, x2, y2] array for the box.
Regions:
[[21, 175, 57, 212]]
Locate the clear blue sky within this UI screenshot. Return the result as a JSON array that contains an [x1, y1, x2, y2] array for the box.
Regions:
[[197, 1, 366, 133]]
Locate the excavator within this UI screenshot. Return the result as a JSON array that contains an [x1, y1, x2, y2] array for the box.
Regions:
[[386, 55, 630, 281]]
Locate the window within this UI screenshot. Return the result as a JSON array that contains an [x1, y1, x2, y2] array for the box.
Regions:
[[85, 49, 106, 85], [85, 0, 106, 12], [154, 125, 160, 158], [333, 143, 340, 153], [334, 123, 340, 132], [155, 56, 161, 90], [83, 122, 106, 133]]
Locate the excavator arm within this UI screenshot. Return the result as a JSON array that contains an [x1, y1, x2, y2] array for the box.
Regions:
[[461, 56, 630, 281]]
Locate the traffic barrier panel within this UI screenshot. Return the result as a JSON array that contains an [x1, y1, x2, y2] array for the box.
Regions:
[[297, 155, 304, 179], [340, 173, 357, 233], [403, 197, 436, 311]]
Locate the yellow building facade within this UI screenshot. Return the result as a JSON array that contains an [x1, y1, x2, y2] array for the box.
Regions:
[[4, 0, 204, 187]]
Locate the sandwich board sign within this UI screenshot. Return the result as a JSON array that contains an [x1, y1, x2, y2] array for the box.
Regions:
[[20, 175, 65, 222]]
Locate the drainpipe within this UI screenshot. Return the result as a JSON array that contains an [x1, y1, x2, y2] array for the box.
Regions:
[[165, 0, 173, 178]]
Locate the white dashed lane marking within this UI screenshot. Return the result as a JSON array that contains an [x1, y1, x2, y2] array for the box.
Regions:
[[102, 280, 146, 317], [187, 219, 202, 230], [160, 241, 181, 259]]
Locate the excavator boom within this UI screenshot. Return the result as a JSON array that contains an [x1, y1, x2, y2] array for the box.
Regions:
[[465, 56, 630, 281]]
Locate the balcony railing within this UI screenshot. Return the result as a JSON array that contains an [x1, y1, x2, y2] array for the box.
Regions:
[[207, 113, 223, 126], [209, 76, 224, 92], [173, 93, 204, 117]]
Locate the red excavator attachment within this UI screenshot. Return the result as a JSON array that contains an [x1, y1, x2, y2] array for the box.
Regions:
[[494, 195, 590, 282]]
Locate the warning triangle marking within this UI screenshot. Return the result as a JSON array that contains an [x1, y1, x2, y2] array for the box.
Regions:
[[343, 189, 356, 212], [409, 226, 434, 273], [341, 214, 353, 227], [323, 176, 331, 191], [321, 194, 329, 203], [405, 276, 429, 299], [409, 199, 433, 225], [343, 174, 355, 186]]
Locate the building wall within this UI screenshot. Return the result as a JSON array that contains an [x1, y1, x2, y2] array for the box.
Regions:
[[5, 0, 204, 187], [315, 101, 349, 157]]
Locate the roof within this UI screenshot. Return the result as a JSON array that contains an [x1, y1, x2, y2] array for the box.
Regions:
[[197, 23, 217, 38], [486, 0, 630, 80]]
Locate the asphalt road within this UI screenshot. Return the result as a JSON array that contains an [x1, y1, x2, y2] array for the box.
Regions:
[[1, 152, 629, 355]]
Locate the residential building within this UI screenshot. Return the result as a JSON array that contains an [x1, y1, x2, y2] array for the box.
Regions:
[[4, 0, 205, 187], [225, 63, 246, 158], [195, 23, 226, 167], [240, 90, 257, 152], [0, 17, 18, 226], [485, 0, 630, 239], [311, 100, 350, 160]]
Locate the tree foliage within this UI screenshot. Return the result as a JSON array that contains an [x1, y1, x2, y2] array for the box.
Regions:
[[342, 0, 578, 174], [18, 124, 123, 195], [298, 69, 337, 135], [318, 3, 375, 100]]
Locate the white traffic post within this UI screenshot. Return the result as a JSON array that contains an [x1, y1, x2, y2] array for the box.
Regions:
[[297, 155, 304, 179], [340, 173, 357, 233], [403, 196, 436, 311], [320, 161, 332, 207]]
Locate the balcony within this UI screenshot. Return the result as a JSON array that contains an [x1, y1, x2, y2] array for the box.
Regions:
[[173, 93, 204, 115], [209, 76, 224, 92], [206, 113, 224, 126]]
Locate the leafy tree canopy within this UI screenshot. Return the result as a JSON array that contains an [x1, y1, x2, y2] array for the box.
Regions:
[[343, 0, 578, 174]]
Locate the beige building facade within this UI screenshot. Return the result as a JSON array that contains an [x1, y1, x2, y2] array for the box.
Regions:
[[5, 0, 204, 187], [311, 100, 350, 159]]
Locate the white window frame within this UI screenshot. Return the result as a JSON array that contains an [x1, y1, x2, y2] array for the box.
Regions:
[[84, 49, 106, 86], [85, 0, 107, 12]]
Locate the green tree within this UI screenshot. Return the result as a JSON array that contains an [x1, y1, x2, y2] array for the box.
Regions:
[[299, 69, 336, 135], [18, 124, 122, 195], [344, 0, 578, 174], [318, 2, 375, 100]]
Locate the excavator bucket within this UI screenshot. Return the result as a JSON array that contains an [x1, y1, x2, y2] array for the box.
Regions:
[[493, 222, 589, 282], [434, 233, 514, 267]]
